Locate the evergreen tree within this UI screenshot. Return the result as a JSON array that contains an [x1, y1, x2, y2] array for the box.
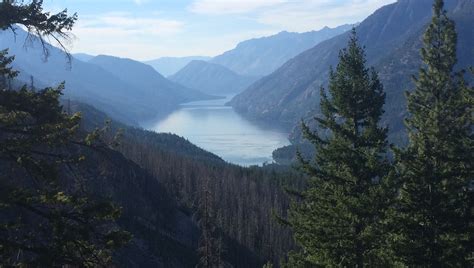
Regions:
[[0, 49, 17, 88], [285, 29, 393, 267], [196, 177, 225, 268], [0, 0, 77, 59], [389, 0, 474, 266], [0, 1, 130, 266], [0, 84, 130, 266]]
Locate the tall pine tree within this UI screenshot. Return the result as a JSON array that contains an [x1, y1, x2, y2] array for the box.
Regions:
[[285, 29, 393, 267], [390, 0, 474, 266]]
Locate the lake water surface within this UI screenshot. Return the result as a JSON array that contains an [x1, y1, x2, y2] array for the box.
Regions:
[[144, 96, 290, 166]]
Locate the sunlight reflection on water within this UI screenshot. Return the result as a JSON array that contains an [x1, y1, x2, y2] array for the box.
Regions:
[[144, 96, 290, 166]]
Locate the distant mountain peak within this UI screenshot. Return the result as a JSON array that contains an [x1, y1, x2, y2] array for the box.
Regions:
[[169, 60, 259, 95], [144, 56, 212, 77], [73, 53, 95, 62], [229, 0, 472, 142], [211, 23, 353, 76]]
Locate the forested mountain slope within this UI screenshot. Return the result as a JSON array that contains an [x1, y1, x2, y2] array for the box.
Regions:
[[169, 60, 259, 95], [1, 23, 304, 267], [212, 24, 352, 76], [72, 102, 305, 267], [230, 0, 473, 142], [71, 143, 200, 267], [0, 97, 200, 267]]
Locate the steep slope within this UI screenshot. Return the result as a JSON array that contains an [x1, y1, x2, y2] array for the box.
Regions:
[[72, 101, 303, 267], [230, 0, 473, 140], [145, 56, 212, 77], [212, 24, 352, 76], [89, 55, 211, 102], [0, 101, 200, 267], [1, 137, 201, 268], [0, 28, 208, 126], [78, 145, 199, 267], [169, 60, 259, 95]]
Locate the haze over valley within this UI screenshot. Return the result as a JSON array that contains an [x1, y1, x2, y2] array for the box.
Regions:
[[2, 20, 356, 166], [1, 0, 473, 267]]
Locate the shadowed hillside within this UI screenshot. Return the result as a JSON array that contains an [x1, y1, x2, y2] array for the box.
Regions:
[[230, 0, 473, 144]]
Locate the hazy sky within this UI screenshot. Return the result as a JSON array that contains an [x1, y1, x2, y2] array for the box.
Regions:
[[43, 0, 396, 60]]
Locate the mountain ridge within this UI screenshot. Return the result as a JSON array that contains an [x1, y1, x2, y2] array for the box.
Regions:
[[73, 52, 95, 62], [89, 55, 211, 102], [169, 60, 259, 95], [0, 28, 212, 126], [145, 56, 212, 77], [229, 0, 473, 142], [211, 24, 353, 76]]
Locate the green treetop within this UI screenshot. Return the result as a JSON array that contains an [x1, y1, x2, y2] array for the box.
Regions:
[[285, 29, 393, 267], [389, 0, 474, 266]]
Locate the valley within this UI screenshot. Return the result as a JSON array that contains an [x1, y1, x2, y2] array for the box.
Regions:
[[1, 0, 472, 267], [143, 96, 290, 166]]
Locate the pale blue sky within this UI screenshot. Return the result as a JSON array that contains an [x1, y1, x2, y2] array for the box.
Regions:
[[43, 0, 396, 60]]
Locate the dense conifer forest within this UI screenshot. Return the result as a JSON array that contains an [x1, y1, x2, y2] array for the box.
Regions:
[[0, 0, 472, 267]]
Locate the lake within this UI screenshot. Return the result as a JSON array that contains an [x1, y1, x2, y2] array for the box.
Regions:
[[144, 96, 290, 166]]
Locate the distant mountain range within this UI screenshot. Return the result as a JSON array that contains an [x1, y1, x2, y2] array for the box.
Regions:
[[169, 60, 259, 95], [88, 55, 209, 102], [0, 28, 212, 125], [212, 24, 353, 77], [230, 0, 474, 143], [144, 56, 212, 77], [167, 24, 352, 96], [73, 53, 95, 62]]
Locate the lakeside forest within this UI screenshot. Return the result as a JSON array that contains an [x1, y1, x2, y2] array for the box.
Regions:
[[0, 0, 473, 267]]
